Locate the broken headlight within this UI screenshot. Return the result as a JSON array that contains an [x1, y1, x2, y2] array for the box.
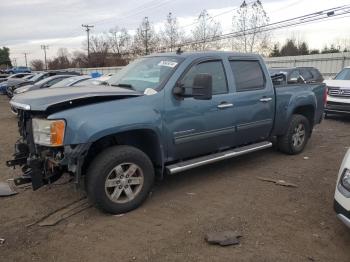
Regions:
[[32, 118, 66, 147]]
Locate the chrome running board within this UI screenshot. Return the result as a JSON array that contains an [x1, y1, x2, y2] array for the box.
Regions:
[[166, 141, 272, 174]]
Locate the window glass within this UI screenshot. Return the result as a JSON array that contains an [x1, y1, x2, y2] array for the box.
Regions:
[[45, 77, 67, 87], [299, 69, 313, 80], [181, 60, 228, 95], [230, 61, 265, 91], [335, 68, 350, 80]]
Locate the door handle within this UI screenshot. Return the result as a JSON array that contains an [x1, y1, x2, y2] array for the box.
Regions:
[[259, 97, 272, 102], [217, 102, 234, 109]]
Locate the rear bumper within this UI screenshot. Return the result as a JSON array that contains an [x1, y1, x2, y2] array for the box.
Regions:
[[334, 200, 350, 229]]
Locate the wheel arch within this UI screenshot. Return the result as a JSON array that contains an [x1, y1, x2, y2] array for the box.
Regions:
[[81, 128, 164, 178], [292, 105, 315, 131]]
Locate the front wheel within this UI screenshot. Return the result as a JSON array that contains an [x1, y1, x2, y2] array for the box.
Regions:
[[86, 145, 155, 214], [277, 114, 310, 155]]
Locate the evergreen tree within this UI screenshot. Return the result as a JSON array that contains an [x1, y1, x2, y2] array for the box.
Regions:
[[0, 47, 12, 67]]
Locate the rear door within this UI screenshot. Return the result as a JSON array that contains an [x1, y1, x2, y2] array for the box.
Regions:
[[228, 59, 275, 145]]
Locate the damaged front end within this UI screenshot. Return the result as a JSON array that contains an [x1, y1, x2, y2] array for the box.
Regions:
[[6, 105, 90, 190]]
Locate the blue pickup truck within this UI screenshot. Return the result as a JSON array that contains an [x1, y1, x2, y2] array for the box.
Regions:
[[8, 51, 326, 214]]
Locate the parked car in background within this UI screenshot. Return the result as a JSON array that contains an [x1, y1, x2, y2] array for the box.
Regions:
[[13, 75, 74, 95], [0, 72, 32, 83], [0, 74, 9, 80], [334, 149, 350, 228], [49, 75, 91, 88], [0, 73, 34, 94], [6, 66, 31, 74], [8, 51, 326, 214], [269, 67, 324, 85], [6, 70, 80, 97], [324, 67, 350, 116]]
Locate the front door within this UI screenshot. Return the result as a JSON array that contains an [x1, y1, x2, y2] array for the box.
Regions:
[[164, 58, 235, 161]]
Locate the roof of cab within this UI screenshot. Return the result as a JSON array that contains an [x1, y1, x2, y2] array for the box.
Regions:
[[148, 51, 261, 59]]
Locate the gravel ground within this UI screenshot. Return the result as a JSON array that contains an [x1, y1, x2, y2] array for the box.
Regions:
[[0, 95, 350, 262]]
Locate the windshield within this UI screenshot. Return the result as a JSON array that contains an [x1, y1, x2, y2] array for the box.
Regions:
[[107, 56, 183, 92], [50, 76, 85, 88], [335, 68, 350, 80], [30, 73, 46, 82]]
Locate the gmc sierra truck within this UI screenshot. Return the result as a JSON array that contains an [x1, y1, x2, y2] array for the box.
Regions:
[[7, 51, 327, 214]]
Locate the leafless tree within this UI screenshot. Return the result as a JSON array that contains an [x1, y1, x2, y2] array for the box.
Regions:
[[30, 59, 44, 71], [48, 48, 71, 69], [231, 0, 270, 53], [71, 51, 88, 68], [191, 10, 223, 51], [108, 26, 131, 57], [88, 34, 110, 67], [161, 12, 184, 51]]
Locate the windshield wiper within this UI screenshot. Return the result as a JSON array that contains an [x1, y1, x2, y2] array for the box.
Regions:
[[111, 83, 134, 90]]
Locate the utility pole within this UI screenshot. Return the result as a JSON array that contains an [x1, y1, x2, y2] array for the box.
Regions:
[[12, 58, 17, 67], [41, 45, 49, 70], [23, 52, 29, 67], [143, 17, 150, 55], [82, 24, 94, 66]]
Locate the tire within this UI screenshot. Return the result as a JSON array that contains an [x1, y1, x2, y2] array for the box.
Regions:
[[277, 114, 310, 155], [86, 145, 155, 214]]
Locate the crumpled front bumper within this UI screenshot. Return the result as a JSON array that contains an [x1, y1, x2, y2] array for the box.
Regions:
[[6, 140, 91, 190], [6, 141, 48, 190]]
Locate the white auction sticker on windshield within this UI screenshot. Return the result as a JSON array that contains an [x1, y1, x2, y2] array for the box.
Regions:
[[158, 60, 178, 68]]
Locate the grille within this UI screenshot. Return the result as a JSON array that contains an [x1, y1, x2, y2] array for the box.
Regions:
[[328, 87, 350, 97]]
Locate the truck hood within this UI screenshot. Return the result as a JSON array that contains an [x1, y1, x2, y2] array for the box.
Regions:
[[324, 80, 350, 89], [10, 85, 142, 112]]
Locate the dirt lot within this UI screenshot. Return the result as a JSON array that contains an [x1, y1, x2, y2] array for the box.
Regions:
[[0, 95, 350, 262]]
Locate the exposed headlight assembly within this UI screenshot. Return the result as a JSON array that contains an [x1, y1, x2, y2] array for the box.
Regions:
[[32, 118, 65, 147]]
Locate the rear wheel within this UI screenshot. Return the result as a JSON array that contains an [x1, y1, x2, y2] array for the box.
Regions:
[[86, 145, 154, 214], [277, 114, 310, 155]]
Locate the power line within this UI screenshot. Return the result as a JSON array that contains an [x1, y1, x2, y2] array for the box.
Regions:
[[177, 4, 350, 48], [47, 0, 173, 47]]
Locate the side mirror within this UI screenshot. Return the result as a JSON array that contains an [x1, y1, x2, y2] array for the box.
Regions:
[[173, 73, 213, 100], [192, 73, 212, 100], [288, 76, 305, 84], [288, 77, 298, 84]]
